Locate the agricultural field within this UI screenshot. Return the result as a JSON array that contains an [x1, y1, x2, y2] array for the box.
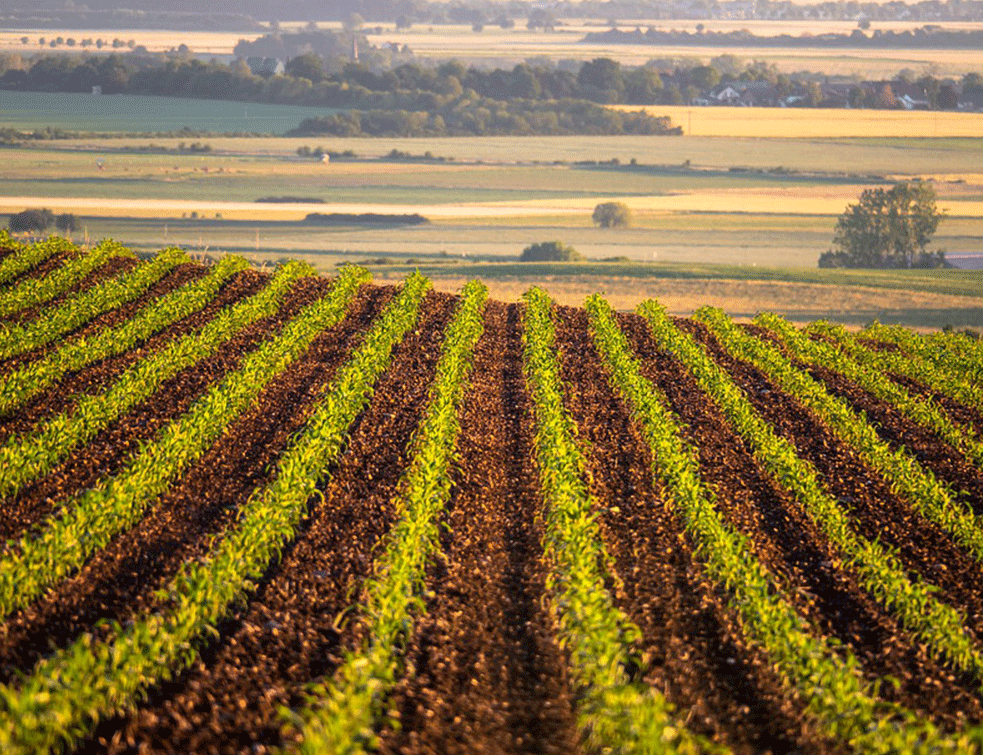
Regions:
[[3, 121, 983, 278], [2, 236, 983, 754]]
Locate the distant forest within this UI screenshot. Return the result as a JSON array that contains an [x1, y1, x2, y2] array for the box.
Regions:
[[0, 41, 684, 137], [6, 0, 983, 28]]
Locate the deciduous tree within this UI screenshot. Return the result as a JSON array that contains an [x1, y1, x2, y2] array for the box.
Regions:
[[819, 181, 946, 268]]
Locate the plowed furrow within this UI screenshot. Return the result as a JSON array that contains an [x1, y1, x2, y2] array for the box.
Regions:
[[381, 302, 579, 755], [89, 292, 457, 755]]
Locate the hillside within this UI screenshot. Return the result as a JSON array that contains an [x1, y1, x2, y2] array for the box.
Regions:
[[1, 237, 982, 754]]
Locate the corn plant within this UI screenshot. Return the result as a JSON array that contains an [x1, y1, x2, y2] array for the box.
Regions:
[[521, 287, 713, 755], [0, 259, 316, 500], [0, 273, 431, 755], [291, 279, 487, 755], [0, 247, 188, 359], [0, 233, 62, 287], [696, 307, 983, 566], [639, 300, 983, 687], [0, 254, 248, 417], [588, 294, 981, 754], [0, 263, 371, 619], [819, 321, 982, 420], [0, 239, 133, 318]]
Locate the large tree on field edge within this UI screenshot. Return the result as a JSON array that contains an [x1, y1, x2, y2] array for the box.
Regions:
[[819, 181, 948, 269]]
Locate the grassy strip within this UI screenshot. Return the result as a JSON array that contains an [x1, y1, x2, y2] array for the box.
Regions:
[[0, 255, 248, 417], [759, 314, 983, 469], [0, 239, 133, 318], [523, 287, 712, 755], [639, 301, 983, 685], [0, 247, 188, 359], [852, 323, 982, 417], [0, 264, 370, 620], [291, 280, 487, 754], [588, 295, 978, 754], [0, 260, 313, 499], [697, 308, 983, 564], [0, 233, 61, 288], [0, 273, 430, 755]]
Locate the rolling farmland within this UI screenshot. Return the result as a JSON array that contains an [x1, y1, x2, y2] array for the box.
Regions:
[[2, 233, 983, 754]]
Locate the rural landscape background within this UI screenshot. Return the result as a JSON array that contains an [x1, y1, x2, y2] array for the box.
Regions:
[[2, 0, 982, 328], [3, 2, 983, 754]]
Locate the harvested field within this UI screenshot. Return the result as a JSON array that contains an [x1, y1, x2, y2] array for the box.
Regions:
[[2, 235, 983, 754]]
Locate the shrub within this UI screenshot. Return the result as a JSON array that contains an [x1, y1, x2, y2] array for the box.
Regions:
[[520, 241, 582, 262], [8, 208, 54, 234]]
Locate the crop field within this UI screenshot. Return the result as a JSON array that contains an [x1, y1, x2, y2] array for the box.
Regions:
[[2, 235, 983, 754]]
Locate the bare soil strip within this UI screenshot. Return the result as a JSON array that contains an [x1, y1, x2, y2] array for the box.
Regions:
[[679, 318, 983, 723], [86, 291, 457, 755], [380, 301, 580, 755], [0, 275, 325, 544]]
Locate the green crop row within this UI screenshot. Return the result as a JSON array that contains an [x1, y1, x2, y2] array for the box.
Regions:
[[860, 323, 981, 405], [639, 301, 983, 686], [0, 246, 188, 360], [0, 233, 61, 288], [587, 295, 979, 754], [0, 259, 313, 500], [696, 307, 983, 566], [0, 254, 248, 417], [761, 314, 983, 470], [293, 280, 487, 755], [524, 287, 711, 755], [0, 272, 431, 755], [818, 322, 983, 420], [0, 239, 133, 319], [0, 263, 370, 620]]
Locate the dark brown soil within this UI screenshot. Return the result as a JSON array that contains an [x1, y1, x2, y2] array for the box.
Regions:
[[678, 318, 983, 724], [380, 301, 580, 755]]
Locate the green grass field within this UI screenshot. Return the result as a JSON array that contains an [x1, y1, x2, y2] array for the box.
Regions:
[[0, 90, 338, 134]]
